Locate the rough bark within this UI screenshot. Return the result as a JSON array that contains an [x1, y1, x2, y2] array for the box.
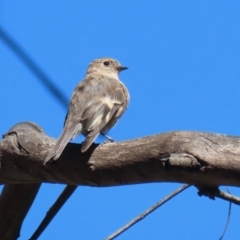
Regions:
[[1, 123, 240, 187], [1, 122, 240, 239], [0, 184, 41, 240]]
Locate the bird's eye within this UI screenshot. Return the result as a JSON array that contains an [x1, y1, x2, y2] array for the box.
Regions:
[[103, 61, 110, 66]]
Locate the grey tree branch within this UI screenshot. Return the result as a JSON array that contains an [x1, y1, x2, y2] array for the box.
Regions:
[[0, 183, 41, 240], [1, 122, 240, 239], [1, 123, 240, 187], [198, 187, 240, 205], [105, 184, 191, 240]]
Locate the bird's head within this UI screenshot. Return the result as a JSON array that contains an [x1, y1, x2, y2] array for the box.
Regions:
[[86, 58, 128, 78]]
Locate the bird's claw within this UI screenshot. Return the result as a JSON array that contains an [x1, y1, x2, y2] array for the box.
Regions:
[[99, 140, 113, 148]]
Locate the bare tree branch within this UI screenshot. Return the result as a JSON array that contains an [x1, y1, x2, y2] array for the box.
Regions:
[[1, 122, 240, 238], [0, 184, 41, 240], [198, 188, 240, 205], [105, 184, 191, 240], [1, 123, 240, 187]]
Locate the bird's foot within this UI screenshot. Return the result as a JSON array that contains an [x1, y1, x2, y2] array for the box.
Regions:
[[98, 140, 113, 150]]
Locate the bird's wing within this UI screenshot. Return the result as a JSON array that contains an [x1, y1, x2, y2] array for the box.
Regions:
[[80, 102, 120, 152], [101, 81, 129, 133], [80, 76, 128, 152]]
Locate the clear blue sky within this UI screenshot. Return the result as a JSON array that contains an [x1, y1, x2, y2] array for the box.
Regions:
[[1, 1, 240, 239]]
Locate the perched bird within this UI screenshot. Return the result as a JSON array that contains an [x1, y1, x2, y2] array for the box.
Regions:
[[44, 58, 129, 164]]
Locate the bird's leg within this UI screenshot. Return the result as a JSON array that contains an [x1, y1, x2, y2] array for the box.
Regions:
[[98, 133, 114, 149], [100, 132, 114, 142]]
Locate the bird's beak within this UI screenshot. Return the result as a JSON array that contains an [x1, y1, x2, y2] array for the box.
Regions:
[[117, 66, 128, 72]]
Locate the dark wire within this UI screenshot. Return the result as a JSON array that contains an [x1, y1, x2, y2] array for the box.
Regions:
[[0, 26, 68, 109], [29, 186, 77, 240]]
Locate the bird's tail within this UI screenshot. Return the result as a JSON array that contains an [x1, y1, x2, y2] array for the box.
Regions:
[[44, 124, 81, 164], [81, 131, 99, 152]]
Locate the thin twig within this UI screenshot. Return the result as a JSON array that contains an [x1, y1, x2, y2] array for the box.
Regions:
[[29, 185, 77, 240], [215, 189, 240, 206], [219, 187, 232, 240], [105, 184, 191, 240], [198, 187, 240, 206]]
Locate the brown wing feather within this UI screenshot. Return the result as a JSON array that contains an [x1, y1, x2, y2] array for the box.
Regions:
[[81, 80, 129, 152]]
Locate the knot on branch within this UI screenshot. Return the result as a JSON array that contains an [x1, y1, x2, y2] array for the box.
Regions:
[[2, 122, 54, 158], [162, 153, 201, 169]]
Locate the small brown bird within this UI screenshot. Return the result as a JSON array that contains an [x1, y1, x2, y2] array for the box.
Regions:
[[44, 58, 129, 164]]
